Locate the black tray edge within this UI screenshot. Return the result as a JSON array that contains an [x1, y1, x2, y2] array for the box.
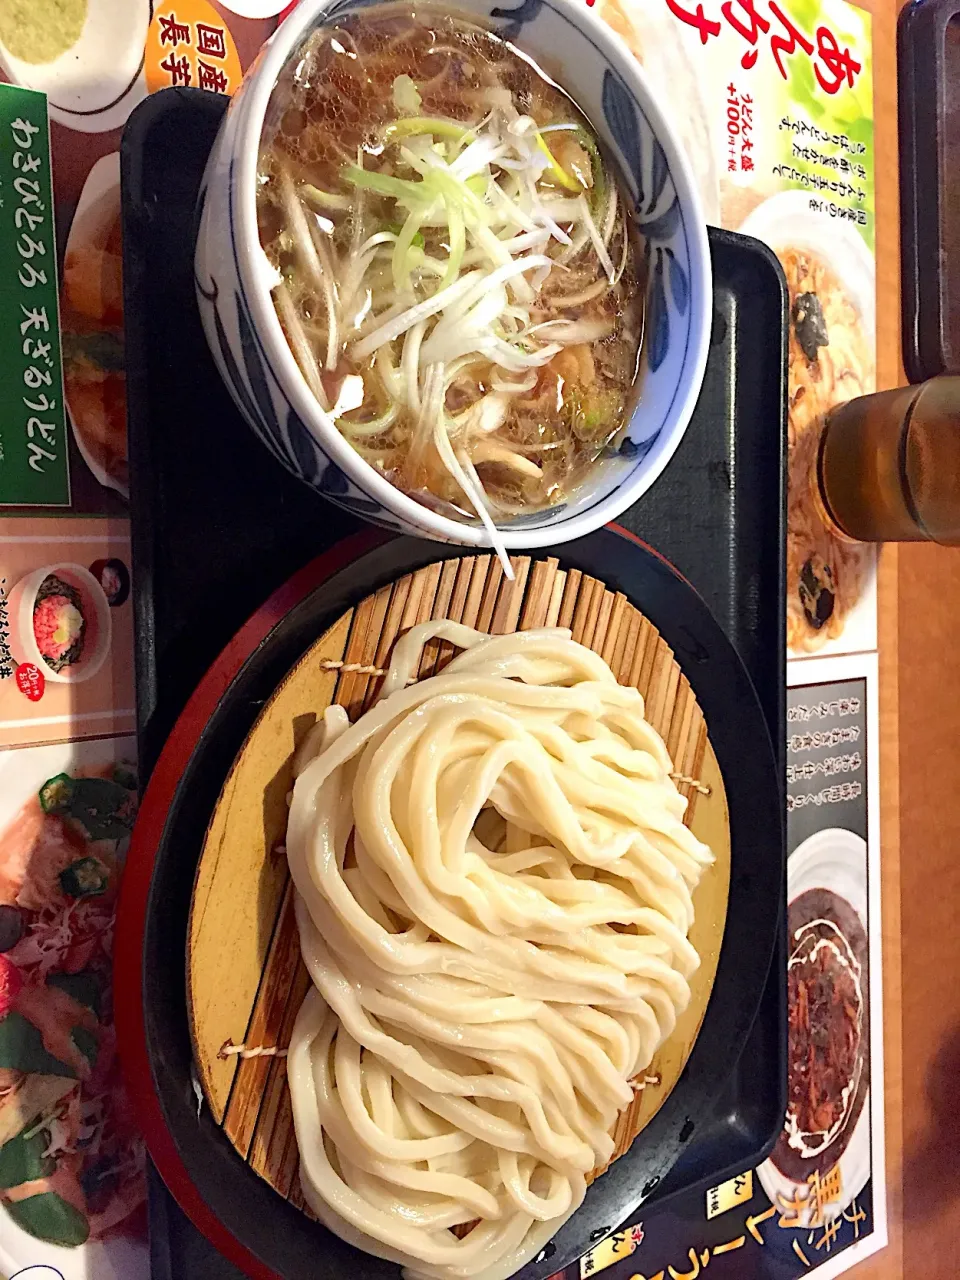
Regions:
[[119, 86, 789, 1280]]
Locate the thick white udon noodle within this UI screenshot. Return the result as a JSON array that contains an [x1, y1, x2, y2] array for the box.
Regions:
[[285, 623, 713, 1280]]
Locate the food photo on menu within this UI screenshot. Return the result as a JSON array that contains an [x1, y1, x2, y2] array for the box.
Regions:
[[0, 0, 891, 1278], [0, 739, 147, 1278], [754, 675, 879, 1258], [0, 0, 282, 516], [0, 521, 134, 751]]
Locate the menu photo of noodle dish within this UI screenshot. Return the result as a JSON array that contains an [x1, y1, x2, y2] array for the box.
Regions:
[[0, 737, 147, 1279], [758, 827, 871, 1230], [739, 194, 877, 659]]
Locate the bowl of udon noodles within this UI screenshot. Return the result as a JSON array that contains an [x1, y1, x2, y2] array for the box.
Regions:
[[194, 0, 711, 557]]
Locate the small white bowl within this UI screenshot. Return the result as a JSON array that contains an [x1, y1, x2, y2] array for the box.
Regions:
[[6, 563, 112, 685], [195, 0, 711, 549]]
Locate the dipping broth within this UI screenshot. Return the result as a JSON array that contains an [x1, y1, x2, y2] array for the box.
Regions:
[[257, 6, 646, 524]]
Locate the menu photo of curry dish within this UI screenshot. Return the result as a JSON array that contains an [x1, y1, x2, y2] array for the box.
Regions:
[[740, 194, 877, 656], [0, 739, 147, 1279], [758, 828, 871, 1226]]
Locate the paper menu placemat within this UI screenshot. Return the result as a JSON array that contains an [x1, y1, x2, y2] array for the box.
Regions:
[[0, 0, 885, 1276]]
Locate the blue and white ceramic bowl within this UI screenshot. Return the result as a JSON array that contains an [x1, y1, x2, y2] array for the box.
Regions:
[[195, 0, 712, 547]]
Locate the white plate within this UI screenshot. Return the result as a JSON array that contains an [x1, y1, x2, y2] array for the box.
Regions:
[[740, 190, 878, 659], [0, 0, 152, 135], [738, 189, 876, 349], [9, 1267, 81, 1280], [219, 0, 291, 14], [61, 153, 129, 501], [757, 828, 870, 1222], [0, 1228, 147, 1280], [788, 827, 867, 922], [758, 1093, 871, 1227], [0, 739, 131, 830]]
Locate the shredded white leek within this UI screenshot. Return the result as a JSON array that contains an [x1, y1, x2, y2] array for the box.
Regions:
[[271, 90, 632, 553]]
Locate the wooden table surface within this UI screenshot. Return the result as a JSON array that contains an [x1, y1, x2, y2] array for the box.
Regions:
[[849, 0, 960, 1273], [847, 2, 903, 1275]]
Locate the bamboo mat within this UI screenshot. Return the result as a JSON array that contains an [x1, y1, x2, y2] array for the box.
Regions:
[[187, 554, 731, 1211]]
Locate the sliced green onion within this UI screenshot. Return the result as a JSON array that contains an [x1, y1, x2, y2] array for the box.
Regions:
[[535, 132, 582, 192], [484, 334, 562, 371], [432, 420, 512, 578], [441, 196, 465, 290], [308, 101, 629, 526], [455, 446, 515, 579], [571, 124, 604, 191], [278, 169, 340, 370], [375, 344, 404, 401], [402, 320, 427, 413], [384, 117, 476, 144], [528, 316, 615, 343], [425, 166, 489, 224], [274, 280, 328, 410], [355, 294, 411, 342], [443, 254, 553, 325], [301, 183, 352, 213], [393, 209, 427, 294], [602, 181, 619, 246], [474, 392, 510, 434], [392, 74, 422, 116], [278, 169, 326, 296], [491, 369, 539, 394], [343, 166, 427, 201], [450, 135, 506, 180], [538, 196, 584, 221], [404, 361, 445, 485], [545, 277, 611, 309], [337, 402, 399, 436], [397, 140, 433, 178], [576, 194, 615, 282], [384, 221, 424, 248], [350, 270, 483, 360], [470, 437, 543, 478], [405, 247, 448, 277]]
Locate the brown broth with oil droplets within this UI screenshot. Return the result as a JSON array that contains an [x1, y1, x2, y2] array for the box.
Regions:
[[258, 6, 645, 522]]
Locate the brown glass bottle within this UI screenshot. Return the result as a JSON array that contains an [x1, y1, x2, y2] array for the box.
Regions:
[[817, 376, 960, 544]]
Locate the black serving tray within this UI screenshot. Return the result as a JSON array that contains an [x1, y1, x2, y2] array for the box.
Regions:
[[122, 87, 787, 1280]]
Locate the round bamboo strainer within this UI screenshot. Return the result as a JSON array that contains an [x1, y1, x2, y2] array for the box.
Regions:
[[186, 552, 731, 1213]]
